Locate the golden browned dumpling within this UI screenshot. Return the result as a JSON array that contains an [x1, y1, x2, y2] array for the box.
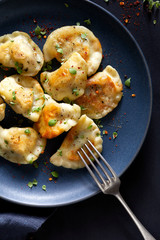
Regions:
[[0, 75, 45, 122], [50, 115, 103, 169], [0, 31, 44, 76], [41, 52, 88, 101], [34, 94, 81, 139], [43, 26, 102, 76], [0, 97, 6, 121], [75, 65, 123, 119], [0, 126, 46, 164]]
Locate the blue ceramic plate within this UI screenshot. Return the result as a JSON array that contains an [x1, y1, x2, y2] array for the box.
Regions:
[[0, 0, 152, 207]]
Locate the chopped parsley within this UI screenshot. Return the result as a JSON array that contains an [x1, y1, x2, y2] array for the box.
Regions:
[[28, 179, 38, 188], [80, 106, 86, 110], [51, 171, 59, 178], [64, 3, 69, 7], [4, 140, 8, 144], [24, 129, 31, 134], [32, 179, 38, 186], [15, 62, 23, 74], [113, 132, 118, 139], [81, 33, 87, 40], [48, 119, 57, 126], [12, 91, 16, 100], [34, 25, 46, 39], [42, 185, 46, 191], [87, 125, 93, 129], [42, 61, 52, 72], [125, 78, 131, 88], [55, 44, 63, 54], [32, 107, 41, 112], [57, 149, 62, 156], [143, 0, 160, 10], [10, 101, 16, 105], [28, 182, 33, 188], [72, 88, 79, 96], [69, 68, 77, 75], [84, 19, 91, 25], [57, 48, 63, 54]]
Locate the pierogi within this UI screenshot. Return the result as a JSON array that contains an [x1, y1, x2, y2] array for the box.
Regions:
[[50, 115, 103, 169], [0, 75, 45, 122], [75, 65, 123, 119], [0, 97, 6, 121], [0, 126, 46, 164], [35, 94, 81, 139], [0, 31, 44, 76], [43, 26, 102, 76], [41, 52, 88, 101]]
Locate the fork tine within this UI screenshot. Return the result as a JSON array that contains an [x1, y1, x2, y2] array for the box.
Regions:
[[77, 150, 104, 191], [84, 143, 112, 182], [87, 140, 117, 178], [80, 147, 107, 185]]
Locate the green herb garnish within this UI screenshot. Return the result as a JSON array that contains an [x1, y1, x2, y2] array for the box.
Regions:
[[4, 140, 8, 144], [84, 19, 91, 25], [48, 119, 57, 126], [24, 129, 31, 134], [57, 48, 63, 54], [12, 91, 16, 100], [32, 107, 41, 112], [125, 78, 131, 88], [81, 33, 87, 40], [72, 88, 79, 96], [10, 101, 16, 105], [113, 132, 118, 139], [51, 171, 59, 178], [42, 185, 46, 191], [28, 182, 33, 188], [64, 3, 69, 7], [87, 125, 93, 129], [33, 179, 38, 186], [15, 62, 23, 74], [57, 149, 62, 156], [69, 68, 77, 75]]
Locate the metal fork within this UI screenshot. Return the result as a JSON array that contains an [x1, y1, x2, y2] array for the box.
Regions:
[[77, 140, 156, 240]]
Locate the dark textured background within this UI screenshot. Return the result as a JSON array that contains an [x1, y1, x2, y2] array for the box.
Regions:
[[0, 0, 160, 239]]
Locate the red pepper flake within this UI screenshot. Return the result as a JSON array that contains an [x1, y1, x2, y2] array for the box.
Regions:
[[120, 2, 125, 6], [49, 177, 53, 181], [136, 12, 140, 16], [131, 93, 136, 97], [109, 137, 112, 140], [124, 19, 129, 24]]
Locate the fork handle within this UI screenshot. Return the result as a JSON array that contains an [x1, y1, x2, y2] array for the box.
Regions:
[[116, 192, 156, 240]]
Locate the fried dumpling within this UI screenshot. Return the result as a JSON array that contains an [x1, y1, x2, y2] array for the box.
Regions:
[[41, 52, 88, 101], [0, 31, 44, 76], [0, 97, 6, 121], [0, 75, 45, 122], [50, 115, 103, 169], [0, 126, 46, 164], [35, 94, 81, 139], [75, 65, 123, 119], [43, 26, 102, 76]]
